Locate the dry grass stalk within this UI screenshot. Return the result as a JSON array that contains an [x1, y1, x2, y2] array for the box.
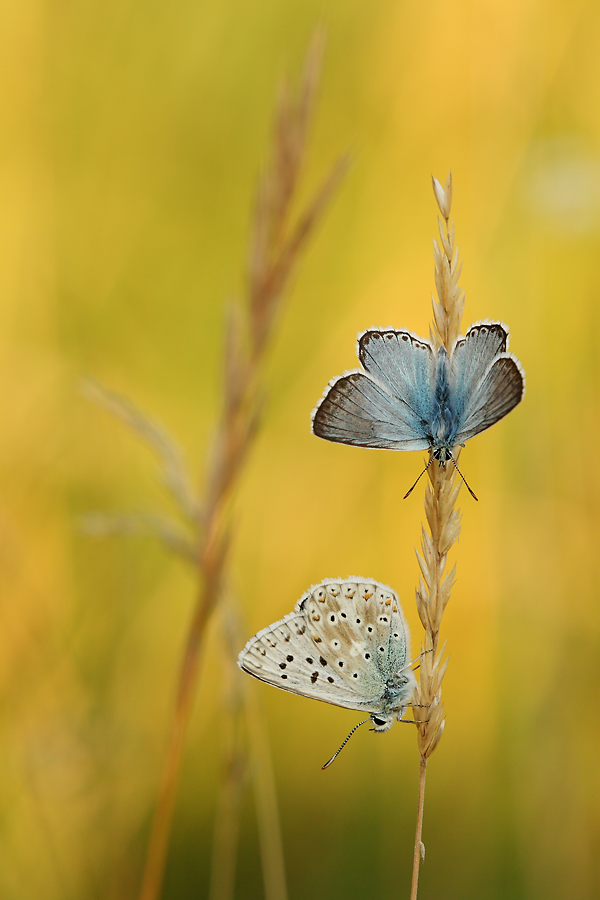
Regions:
[[137, 31, 346, 900], [208, 613, 247, 900], [208, 600, 288, 900], [409, 173, 463, 900], [430, 172, 465, 352]]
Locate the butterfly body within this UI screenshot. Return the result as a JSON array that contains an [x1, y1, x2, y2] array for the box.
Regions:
[[311, 321, 525, 462], [238, 578, 417, 732]]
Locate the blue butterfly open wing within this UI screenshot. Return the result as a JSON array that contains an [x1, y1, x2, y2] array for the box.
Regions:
[[450, 322, 508, 411], [312, 329, 434, 449], [312, 371, 430, 449], [358, 329, 433, 419], [450, 322, 524, 443], [453, 354, 525, 443]]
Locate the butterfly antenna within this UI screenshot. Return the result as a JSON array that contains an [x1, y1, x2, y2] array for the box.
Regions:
[[321, 718, 371, 770], [448, 452, 478, 501], [403, 455, 434, 500]]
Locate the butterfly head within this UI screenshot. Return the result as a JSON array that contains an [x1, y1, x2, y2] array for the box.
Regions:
[[404, 445, 478, 500], [370, 701, 416, 733], [432, 445, 453, 467], [371, 714, 395, 732]]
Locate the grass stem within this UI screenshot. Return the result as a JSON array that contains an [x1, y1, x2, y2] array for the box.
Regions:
[[410, 757, 427, 900], [137, 32, 343, 900], [410, 172, 463, 898]]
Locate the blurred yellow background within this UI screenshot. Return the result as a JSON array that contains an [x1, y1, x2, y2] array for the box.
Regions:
[[2, 1, 600, 898]]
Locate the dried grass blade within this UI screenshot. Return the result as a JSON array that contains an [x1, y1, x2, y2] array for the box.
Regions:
[[82, 378, 198, 523]]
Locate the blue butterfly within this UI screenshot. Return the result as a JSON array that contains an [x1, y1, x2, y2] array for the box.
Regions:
[[311, 320, 525, 498]]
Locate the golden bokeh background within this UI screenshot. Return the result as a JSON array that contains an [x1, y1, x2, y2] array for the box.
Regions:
[[2, 1, 600, 898]]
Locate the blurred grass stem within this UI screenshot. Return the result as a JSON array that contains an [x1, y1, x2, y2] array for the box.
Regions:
[[244, 670, 288, 900], [138, 31, 345, 900], [410, 173, 462, 900], [208, 604, 288, 900]]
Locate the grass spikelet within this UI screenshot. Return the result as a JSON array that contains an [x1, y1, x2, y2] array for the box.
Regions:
[[410, 173, 464, 900]]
